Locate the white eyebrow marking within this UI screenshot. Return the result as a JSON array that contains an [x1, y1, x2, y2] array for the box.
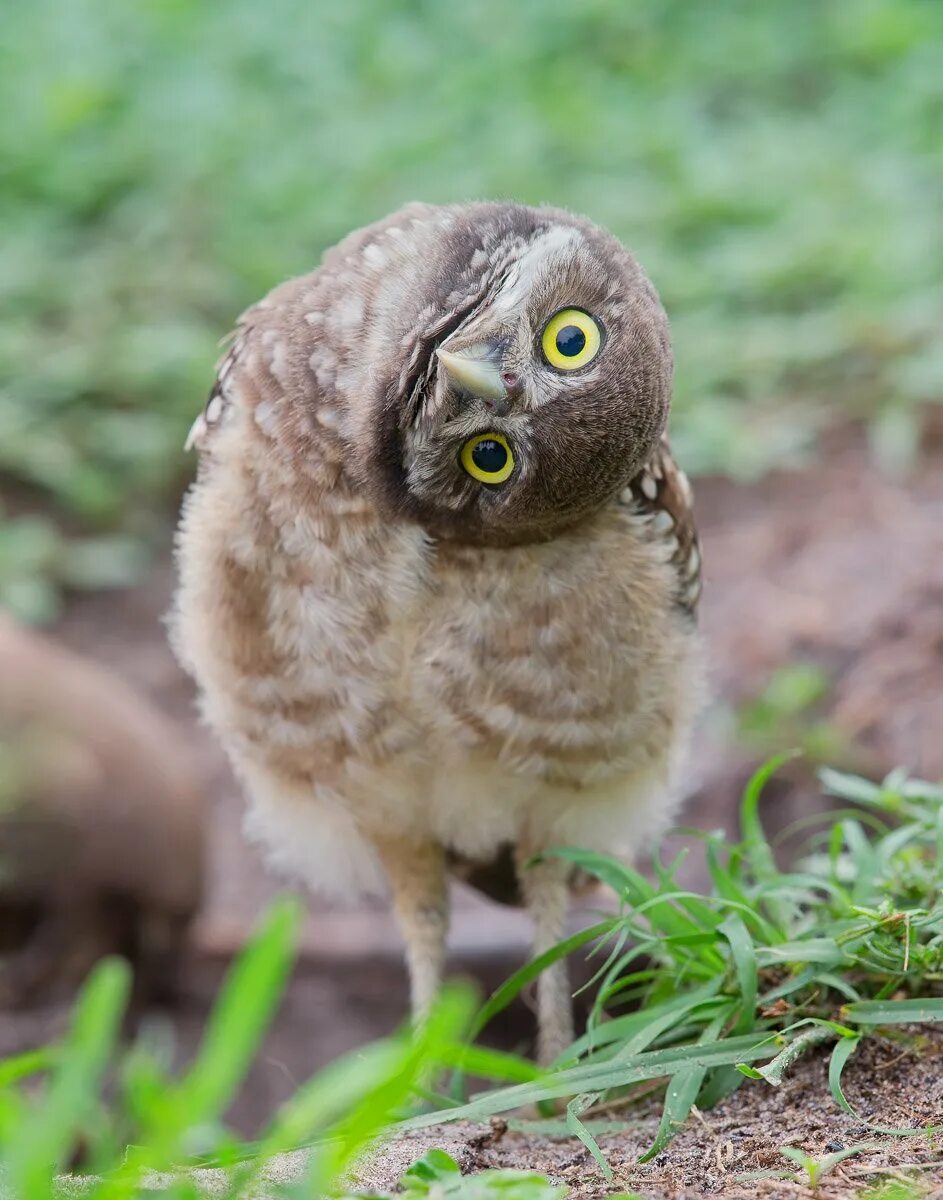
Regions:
[[490, 225, 582, 317]]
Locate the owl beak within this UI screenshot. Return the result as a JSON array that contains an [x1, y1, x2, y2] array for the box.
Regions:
[[435, 344, 508, 405]]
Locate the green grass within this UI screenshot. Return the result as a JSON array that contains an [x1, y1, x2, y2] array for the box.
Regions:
[[0, 903, 486, 1198], [1, 758, 941, 1195], [417, 759, 943, 1176], [394, 1149, 572, 1200], [2, 0, 943, 617]]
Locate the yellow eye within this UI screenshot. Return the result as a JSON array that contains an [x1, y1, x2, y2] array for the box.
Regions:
[[460, 432, 515, 485], [541, 308, 602, 371]]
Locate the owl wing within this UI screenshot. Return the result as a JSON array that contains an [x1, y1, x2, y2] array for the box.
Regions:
[[183, 314, 257, 454], [618, 436, 702, 618]]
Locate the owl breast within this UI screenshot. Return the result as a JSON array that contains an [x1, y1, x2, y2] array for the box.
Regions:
[[405, 506, 702, 862]]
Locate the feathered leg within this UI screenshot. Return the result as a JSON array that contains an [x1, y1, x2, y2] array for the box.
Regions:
[[516, 845, 574, 1066], [376, 837, 449, 1022]]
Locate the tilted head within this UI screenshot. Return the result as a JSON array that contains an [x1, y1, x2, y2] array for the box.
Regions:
[[305, 202, 672, 546]]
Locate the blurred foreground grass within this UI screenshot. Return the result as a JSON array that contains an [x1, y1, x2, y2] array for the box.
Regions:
[[1, 0, 942, 616]]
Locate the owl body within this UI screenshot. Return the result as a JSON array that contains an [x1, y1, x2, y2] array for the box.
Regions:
[[176, 435, 700, 900], [173, 201, 703, 1057]]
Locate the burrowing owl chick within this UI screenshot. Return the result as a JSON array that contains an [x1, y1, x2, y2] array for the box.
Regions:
[[172, 202, 703, 1063]]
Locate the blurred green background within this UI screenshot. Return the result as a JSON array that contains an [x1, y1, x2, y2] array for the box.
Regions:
[[2, 0, 941, 619]]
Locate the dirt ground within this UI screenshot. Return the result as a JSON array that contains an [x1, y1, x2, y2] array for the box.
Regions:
[[3, 423, 943, 1193], [92, 1028, 943, 1199], [350, 1027, 943, 1199]]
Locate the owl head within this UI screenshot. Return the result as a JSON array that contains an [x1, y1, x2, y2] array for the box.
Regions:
[[319, 202, 672, 546]]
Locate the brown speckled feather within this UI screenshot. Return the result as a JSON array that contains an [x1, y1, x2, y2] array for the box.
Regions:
[[620, 437, 702, 618], [184, 320, 253, 453]]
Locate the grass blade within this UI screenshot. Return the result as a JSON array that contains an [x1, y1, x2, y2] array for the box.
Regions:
[[4, 957, 130, 1196], [469, 920, 616, 1040], [827, 1033, 941, 1139], [405, 1033, 779, 1128], [718, 915, 757, 1034], [0, 1049, 54, 1089], [827, 1034, 861, 1118], [173, 897, 301, 1127], [639, 1013, 727, 1163], [638, 1066, 704, 1164], [740, 1022, 837, 1086], [740, 752, 798, 883], [565, 1101, 612, 1182], [842, 998, 943, 1024]]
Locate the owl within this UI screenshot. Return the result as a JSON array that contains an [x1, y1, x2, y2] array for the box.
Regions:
[[172, 201, 703, 1064]]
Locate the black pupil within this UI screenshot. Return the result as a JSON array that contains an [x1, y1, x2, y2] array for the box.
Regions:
[[471, 438, 508, 475], [555, 324, 586, 358]]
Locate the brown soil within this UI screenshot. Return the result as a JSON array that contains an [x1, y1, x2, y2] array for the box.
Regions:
[[3, 423, 943, 1196], [351, 1029, 943, 1198]]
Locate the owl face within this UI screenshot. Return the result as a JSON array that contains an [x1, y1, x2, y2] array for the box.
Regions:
[[360, 204, 673, 546]]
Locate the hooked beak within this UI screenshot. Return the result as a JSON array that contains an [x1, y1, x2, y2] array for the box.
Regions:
[[435, 343, 508, 405]]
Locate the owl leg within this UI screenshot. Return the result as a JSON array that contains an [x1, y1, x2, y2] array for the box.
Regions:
[[375, 837, 449, 1023], [516, 845, 574, 1066]]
